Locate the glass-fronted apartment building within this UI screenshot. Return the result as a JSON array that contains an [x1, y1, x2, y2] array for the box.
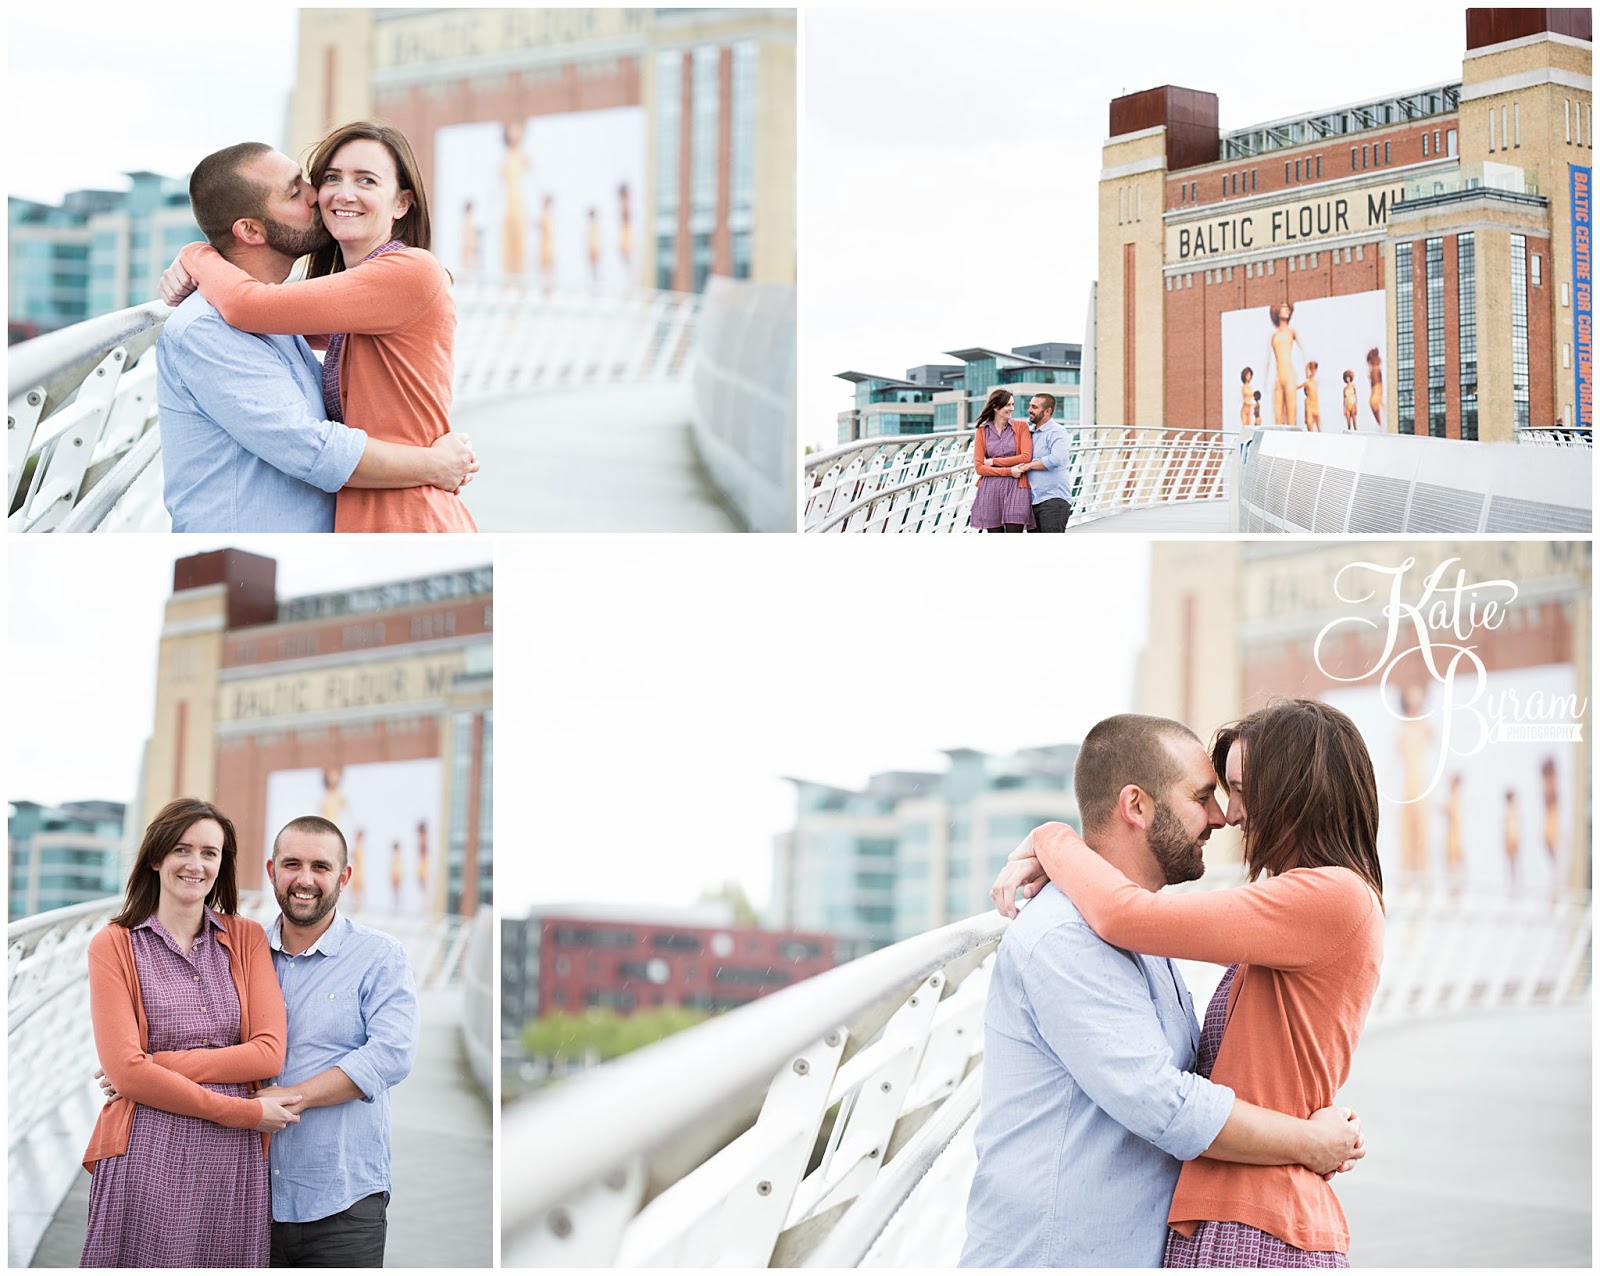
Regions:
[[8, 801, 127, 920], [837, 344, 1083, 444], [9, 176, 198, 342], [771, 745, 1082, 950]]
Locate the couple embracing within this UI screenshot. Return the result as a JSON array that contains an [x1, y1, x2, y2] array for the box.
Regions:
[[81, 799, 418, 1268], [966, 701, 1386, 1268], [157, 122, 478, 533]]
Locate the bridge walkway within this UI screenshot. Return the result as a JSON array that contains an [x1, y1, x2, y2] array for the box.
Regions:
[[457, 383, 740, 532]]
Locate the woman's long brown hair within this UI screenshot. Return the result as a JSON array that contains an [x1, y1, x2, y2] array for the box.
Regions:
[[1211, 698, 1384, 906]]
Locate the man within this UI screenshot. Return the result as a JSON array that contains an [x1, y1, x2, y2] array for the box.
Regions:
[[253, 815, 419, 1267], [1007, 392, 1072, 532], [961, 714, 1359, 1267], [157, 142, 476, 531]]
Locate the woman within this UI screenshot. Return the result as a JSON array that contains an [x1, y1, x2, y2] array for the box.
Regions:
[[81, 799, 296, 1268], [996, 699, 1384, 1267], [172, 121, 476, 533], [969, 388, 1034, 532]]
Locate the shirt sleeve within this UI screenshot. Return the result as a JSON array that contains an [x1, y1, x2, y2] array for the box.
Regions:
[[335, 938, 420, 1102], [170, 314, 366, 491], [150, 923, 287, 1085], [181, 243, 444, 337], [1033, 823, 1378, 970], [1020, 921, 1234, 1161], [88, 929, 263, 1129], [1036, 427, 1070, 471]]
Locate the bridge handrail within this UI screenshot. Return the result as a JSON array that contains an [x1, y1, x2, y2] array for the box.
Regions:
[[502, 912, 1007, 1266], [808, 426, 1234, 533], [505, 884, 1590, 1267]]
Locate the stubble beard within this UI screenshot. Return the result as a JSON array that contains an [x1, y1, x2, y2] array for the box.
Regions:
[[261, 210, 333, 259], [1149, 800, 1207, 886]]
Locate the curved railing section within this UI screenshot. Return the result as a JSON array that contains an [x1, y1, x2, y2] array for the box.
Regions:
[[1514, 427, 1594, 447], [8, 284, 703, 533], [691, 277, 797, 533], [503, 887, 1589, 1267], [6, 896, 472, 1266], [1240, 427, 1594, 533], [460, 905, 494, 1099], [804, 427, 1233, 533]]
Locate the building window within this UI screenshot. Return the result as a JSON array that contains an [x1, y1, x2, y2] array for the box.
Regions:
[[1295, 159, 1302, 181], [654, 51, 682, 290], [1425, 237, 1446, 438], [1531, 253, 1542, 287], [1487, 109, 1495, 153], [1396, 241, 1415, 434], [1514, 102, 1521, 147], [729, 41, 757, 280], [1424, 130, 1432, 156], [1351, 146, 1358, 169], [1362, 145, 1368, 168], [1286, 161, 1292, 182], [1384, 141, 1391, 164], [1510, 234, 1530, 429], [1251, 169, 1257, 191], [1567, 99, 1573, 143]]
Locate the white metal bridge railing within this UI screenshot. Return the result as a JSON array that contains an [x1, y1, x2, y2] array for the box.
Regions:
[[8, 284, 702, 534], [803, 427, 1233, 532], [506, 886, 1591, 1268], [7, 895, 481, 1268]]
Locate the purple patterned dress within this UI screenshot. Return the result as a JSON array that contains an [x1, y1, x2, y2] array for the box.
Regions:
[[81, 915, 270, 1267], [1162, 965, 1349, 1269], [968, 422, 1036, 530]]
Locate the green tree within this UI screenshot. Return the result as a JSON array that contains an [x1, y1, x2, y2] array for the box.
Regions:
[[696, 879, 760, 927], [522, 1005, 711, 1066]]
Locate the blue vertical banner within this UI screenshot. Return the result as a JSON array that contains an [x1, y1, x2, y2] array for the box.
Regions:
[[1571, 164, 1592, 432]]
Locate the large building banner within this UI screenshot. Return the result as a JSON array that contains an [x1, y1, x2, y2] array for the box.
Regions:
[[1221, 291, 1387, 431], [265, 759, 443, 916], [433, 107, 647, 293]]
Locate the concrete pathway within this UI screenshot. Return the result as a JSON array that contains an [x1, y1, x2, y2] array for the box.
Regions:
[[1070, 499, 1232, 532], [32, 987, 491, 1268], [455, 384, 741, 532], [1336, 1003, 1591, 1267]]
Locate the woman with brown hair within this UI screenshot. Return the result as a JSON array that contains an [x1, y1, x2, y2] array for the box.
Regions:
[[167, 121, 476, 533], [968, 388, 1034, 532], [993, 699, 1385, 1268], [81, 798, 295, 1267]]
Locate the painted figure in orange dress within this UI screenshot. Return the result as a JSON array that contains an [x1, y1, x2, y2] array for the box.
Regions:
[[502, 122, 529, 275]]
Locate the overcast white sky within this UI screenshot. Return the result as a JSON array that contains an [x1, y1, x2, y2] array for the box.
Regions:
[[497, 536, 1151, 915], [800, 2, 1470, 449], [8, 2, 301, 207], [7, 537, 489, 811]]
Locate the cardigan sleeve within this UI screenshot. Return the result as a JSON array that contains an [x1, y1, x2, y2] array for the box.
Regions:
[[149, 923, 286, 1085], [88, 928, 264, 1128], [1030, 822, 1377, 969], [975, 426, 1016, 476], [179, 243, 445, 337]]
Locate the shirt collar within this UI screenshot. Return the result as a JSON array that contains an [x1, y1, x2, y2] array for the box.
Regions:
[[268, 909, 350, 956], [133, 905, 227, 935]]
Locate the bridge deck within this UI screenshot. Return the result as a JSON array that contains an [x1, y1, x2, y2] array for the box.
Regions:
[[457, 384, 741, 532], [1336, 1002, 1591, 1267], [1070, 499, 1232, 533], [31, 986, 491, 1268]]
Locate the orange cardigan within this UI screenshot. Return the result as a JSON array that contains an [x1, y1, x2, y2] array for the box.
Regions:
[[974, 420, 1032, 490], [82, 913, 286, 1171], [1032, 823, 1383, 1254], [179, 243, 477, 534]]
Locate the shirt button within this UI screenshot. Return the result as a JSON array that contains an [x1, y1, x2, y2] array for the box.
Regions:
[[202, 1039, 210, 1045], [193, 976, 200, 983], [273, 1169, 280, 1176], [328, 993, 336, 1000]]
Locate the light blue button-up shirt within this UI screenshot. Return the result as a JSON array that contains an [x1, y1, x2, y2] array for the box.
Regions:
[[961, 884, 1234, 1268], [267, 912, 419, 1223], [156, 292, 367, 532], [1027, 417, 1074, 505]]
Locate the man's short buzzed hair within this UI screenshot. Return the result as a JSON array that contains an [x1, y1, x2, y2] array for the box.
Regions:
[[1033, 392, 1057, 415], [1073, 714, 1202, 835], [273, 814, 349, 868], [189, 142, 275, 253]]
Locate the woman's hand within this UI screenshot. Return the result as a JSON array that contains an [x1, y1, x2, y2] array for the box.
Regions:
[[991, 854, 1048, 919], [159, 254, 198, 307], [255, 1095, 304, 1133]]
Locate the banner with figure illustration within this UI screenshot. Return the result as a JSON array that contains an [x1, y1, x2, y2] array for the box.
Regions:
[[1221, 291, 1386, 433], [265, 760, 443, 916], [432, 107, 646, 293]]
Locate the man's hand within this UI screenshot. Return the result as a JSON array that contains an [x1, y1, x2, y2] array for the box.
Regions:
[[1009, 463, 1029, 478], [253, 1083, 309, 1117], [427, 431, 478, 492], [1303, 1105, 1363, 1178], [991, 853, 1047, 919], [159, 256, 198, 307], [255, 1094, 304, 1132]]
